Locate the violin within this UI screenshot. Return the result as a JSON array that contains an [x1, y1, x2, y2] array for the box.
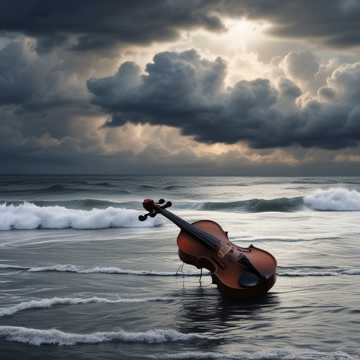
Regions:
[[139, 198, 277, 298]]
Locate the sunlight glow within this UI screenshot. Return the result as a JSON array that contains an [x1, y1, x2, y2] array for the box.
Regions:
[[221, 18, 270, 50]]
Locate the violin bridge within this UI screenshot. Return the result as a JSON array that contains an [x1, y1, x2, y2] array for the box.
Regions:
[[217, 242, 233, 258]]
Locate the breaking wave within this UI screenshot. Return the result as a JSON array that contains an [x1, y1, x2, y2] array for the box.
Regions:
[[0, 202, 160, 230], [304, 188, 360, 211], [0, 326, 211, 346], [201, 188, 360, 212], [0, 296, 174, 317], [1, 188, 359, 224], [0, 263, 202, 276], [1, 199, 137, 210]]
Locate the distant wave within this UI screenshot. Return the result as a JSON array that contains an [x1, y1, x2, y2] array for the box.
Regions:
[[0, 326, 211, 346], [1, 197, 303, 213], [163, 185, 186, 190], [0, 184, 130, 194], [2, 188, 360, 218], [92, 182, 116, 187], [0, 296, 175, 317], [202, 188, 360, 212], [292, 179, 360, 185], [139, 184, 158, 190], [291, 179, 338, 185], [0, 264, 202, 276], [0, 179, 89, 186], [0, 184, 88, 194], [200, 197, 303, 212], [0, 203, 160, 230], [44, 184, 68, 192], [151, 350, 358, 360]]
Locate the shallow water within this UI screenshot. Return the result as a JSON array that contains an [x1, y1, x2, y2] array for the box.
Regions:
[[0, 176, 359, 359]]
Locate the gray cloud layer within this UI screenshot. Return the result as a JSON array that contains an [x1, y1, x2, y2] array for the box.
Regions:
[[1, 1, 360, 51], [88, 49, 360, 150], [220, 0, 360, 48], [0, 0, 225, 51], [1, 1, 360, 174], [0, 40, 87, 110]]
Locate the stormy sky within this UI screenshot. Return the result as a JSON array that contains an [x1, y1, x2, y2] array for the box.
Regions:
[[1, 0, 360, 175]]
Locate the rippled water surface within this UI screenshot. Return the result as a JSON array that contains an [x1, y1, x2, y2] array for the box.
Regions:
[[0, 176, 359, 359]]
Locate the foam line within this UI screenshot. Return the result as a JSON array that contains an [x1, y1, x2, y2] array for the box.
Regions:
[[150, 350, 358, 360], [0, 263, 204, 276], [2, 263, 360, 277], [0, 326, 212, 346], [0, 296, 175, 317], [278, 266, 360, 277]]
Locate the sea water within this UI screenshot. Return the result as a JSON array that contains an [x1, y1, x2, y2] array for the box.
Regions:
[[0, 176, 359, 359]]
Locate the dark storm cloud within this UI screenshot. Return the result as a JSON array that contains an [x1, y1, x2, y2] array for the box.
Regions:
[[0, 38, 102, 174], [0, 0, 226, 51], [216, 0, 360, 48], [1, 0, 360, 52], [0, 40, 90, 111], [88, 49, 360, 150]]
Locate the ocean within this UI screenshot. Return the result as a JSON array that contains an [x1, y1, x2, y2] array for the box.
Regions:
[[0, 175, 359, 360]]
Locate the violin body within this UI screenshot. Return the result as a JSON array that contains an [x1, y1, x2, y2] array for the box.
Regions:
[[177, 220, 277, 298], [139, 199, 277, 298]]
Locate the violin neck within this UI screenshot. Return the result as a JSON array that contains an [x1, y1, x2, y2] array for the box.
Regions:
[[158, 208, 219, 250]]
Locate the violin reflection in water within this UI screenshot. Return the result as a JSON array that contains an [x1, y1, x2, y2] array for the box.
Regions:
[[139, 199, 277, 298]]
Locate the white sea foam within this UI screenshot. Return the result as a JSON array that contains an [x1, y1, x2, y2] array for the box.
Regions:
[[0, 202, 161, 230], [151, 350, 358, 360], [0, 263, 203, 276], [0, 326, 211, 346], [0, 296, 174, 317], [304, 188, 360, 211], [3, 262, 360, 277], [278, 266, 360, 277]]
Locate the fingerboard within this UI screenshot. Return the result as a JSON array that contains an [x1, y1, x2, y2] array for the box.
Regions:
[[159, 208, 220, 250]]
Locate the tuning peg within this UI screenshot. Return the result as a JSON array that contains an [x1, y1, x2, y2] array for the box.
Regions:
[[161, 201, 172, 209], [138, 214, 148, 221], [140, 198, 171, 221]]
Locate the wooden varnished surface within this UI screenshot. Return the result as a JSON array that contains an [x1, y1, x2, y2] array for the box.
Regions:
[[177, 220, 277, 298]]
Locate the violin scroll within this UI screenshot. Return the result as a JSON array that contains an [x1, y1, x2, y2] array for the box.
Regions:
[[138, 198, 172, 221]]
